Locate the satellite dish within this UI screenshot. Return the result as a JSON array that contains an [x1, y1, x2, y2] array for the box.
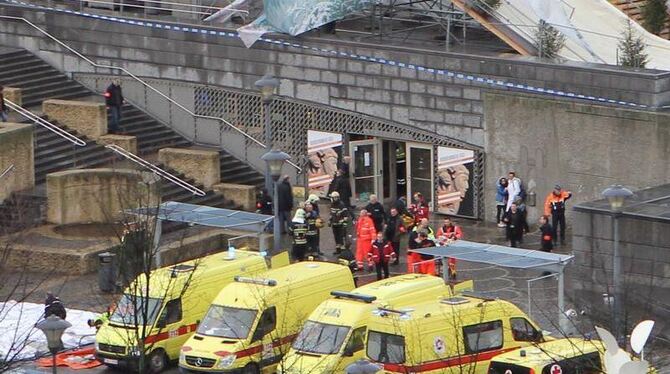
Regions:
[[630, 320, 655, 354], [619, 361, 649, 374], [595, 326, 619, 353]]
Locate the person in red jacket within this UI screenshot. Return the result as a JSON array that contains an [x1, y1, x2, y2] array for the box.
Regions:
[[355, 209, 377, 271], [368, 232, 395, 280], [408, 192, 430, 227], [436, 217, 463, 281]]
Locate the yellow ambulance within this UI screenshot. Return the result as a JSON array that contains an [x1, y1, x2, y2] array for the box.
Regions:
[[365, 293, 544, 373], [488, 338, 655, 374], [280, 275, 469, 373], [95, 249, 278, 372], [178, 261, 355, 374]]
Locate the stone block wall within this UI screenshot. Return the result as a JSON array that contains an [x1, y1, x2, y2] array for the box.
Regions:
[[212, 183, 256, 211], [1, 7, 669, 148], [158, 148, 220, 189], [570, 209, 670, 339], [43, 99, 107, 140], [46, 168, 160, 225], [99, 134, 138, 154], [484, 92, 670, 223], [2, 87, 22, 106], [0, 122, 34, 201]]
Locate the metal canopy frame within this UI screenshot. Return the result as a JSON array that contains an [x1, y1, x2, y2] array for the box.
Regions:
[[410, 240, 574, 331], [131, 201, 273, 263]]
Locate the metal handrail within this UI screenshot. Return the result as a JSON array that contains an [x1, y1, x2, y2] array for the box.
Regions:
[[105, 144, 207, 196], [3, 98, 87, 146], [0, 15, 302, 172], [0, 164, 14, 180]]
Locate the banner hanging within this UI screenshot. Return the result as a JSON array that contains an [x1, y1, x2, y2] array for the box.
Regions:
[[437, 147, 475, 216], [307, 130, 342, 198]]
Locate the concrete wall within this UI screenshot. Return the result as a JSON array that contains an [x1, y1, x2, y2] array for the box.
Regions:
[[484, 92, 670, 223], [1, 7, 670, 149], [46, 168, 160, 225], [0, 122, 34, 201], [571, 210, 670, 339]]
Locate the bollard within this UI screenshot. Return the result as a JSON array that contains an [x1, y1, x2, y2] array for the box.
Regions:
[[98, 252, 116, 293]]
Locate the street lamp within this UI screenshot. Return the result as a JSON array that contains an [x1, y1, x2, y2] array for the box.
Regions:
[[345, 359, 383, 374], [255, 74, 280, 195], [262, 149, 291, 254], [36, 315, 72, 374], [601, 184, 633, 342]]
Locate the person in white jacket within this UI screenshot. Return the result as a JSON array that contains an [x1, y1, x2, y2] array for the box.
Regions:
[[506, 171, 522, 211]]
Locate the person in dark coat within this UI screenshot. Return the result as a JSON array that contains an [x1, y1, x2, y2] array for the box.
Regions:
[[288, 209, 308, 261], [276, 175, 293, 234], [44, 292, 67, 320], [329, 191, 349, 254], [503, 202, 529, 248], [256, 188, 273, 215], [384, 207, 405, 265], [331, 169, 353, 212], [365, 194, 386, 232], [0, 86, 8, 122], [539, 215, 554, 252], [104, 79, 124, 134]]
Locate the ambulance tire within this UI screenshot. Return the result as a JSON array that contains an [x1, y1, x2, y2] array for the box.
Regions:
[[242, 362, 260, 374], [147, 349, 168, 373]]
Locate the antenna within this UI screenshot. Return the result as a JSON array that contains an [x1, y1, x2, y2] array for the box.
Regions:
[[630, 320, 654, 360]]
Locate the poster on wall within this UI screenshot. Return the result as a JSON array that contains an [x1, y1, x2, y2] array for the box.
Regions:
[[307, 130, 342, 198], [437, 147, 475, 217]]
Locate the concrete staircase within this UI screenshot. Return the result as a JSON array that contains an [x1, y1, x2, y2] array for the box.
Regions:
[[610, 0, 670, 39], [0, 48, 265, 231]]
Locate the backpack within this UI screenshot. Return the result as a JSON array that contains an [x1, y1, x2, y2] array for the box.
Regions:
[[518, 180, 527, 201]]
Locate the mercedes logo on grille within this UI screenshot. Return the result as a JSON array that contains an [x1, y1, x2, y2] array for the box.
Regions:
[[195, 358, 203, 367]]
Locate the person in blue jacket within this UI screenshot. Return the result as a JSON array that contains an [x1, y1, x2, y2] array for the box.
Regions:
[[496, 177, 508, 227]]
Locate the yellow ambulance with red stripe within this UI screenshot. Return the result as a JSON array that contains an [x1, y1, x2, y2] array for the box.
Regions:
[[365, 293, 544, 373], [178, 261, 355, 373], [95, 249, 278, 372], [279, 275, 470, 373]]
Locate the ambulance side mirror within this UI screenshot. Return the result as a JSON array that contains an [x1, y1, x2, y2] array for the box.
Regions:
[[343, 347, 355, 357]]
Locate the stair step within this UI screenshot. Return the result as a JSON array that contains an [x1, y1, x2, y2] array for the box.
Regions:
[[23, 90, 93, 107], [6, 75, 69, 89], [0, 59, 51, 74]]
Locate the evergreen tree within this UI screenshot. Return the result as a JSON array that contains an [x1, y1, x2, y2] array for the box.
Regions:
[[642, 0, 668, 35], [618, 20, 649, 68], [535, 20, 566, 59]]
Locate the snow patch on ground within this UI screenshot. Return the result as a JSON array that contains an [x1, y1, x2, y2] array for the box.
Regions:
[[0, 301, 98, 361]]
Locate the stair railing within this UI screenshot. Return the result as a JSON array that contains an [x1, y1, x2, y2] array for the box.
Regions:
[[105, 144, 207, 197], [0, 15, 302, 173], [0, 165, 14, 180], [3, 98, 87, 147]]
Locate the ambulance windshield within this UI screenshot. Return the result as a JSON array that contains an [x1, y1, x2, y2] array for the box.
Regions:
[[109, 294, 162, 326], [292, 321, 350, 354], [197, 305, 257, 339]]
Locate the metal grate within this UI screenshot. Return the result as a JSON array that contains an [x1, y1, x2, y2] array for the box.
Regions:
[[185, 355, 216, 368], [195, 85, 485, 218], [98, 343, 126, 354]]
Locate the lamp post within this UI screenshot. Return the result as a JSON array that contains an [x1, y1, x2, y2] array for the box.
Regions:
[[262, 150, 291, 254], [345, 359, 383, 374], [602, 184, 634, 342], [255, 74, 280, 195], [36, 315, 72, 374]]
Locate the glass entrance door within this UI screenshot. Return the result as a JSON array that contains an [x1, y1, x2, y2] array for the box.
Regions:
[[350, 140, 381, 204], [406, 143, 434, 209]]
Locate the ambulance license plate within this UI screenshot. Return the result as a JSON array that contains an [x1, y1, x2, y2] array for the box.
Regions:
[[103, 358, 118, 365]]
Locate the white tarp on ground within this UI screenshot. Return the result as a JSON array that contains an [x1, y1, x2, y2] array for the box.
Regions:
[[0, 301, 97, 361]]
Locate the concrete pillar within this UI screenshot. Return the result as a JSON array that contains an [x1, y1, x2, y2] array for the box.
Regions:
[[0, 122, 34, 201], [43, 99, 107, 140], [2, 87, 22, 106], [158, 148, 221, 189], [99, 134, 138, 154]]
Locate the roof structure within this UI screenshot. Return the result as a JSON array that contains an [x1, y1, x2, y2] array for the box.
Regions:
[[575, 184, 670, 223], [409, 240, 574, 270], [133, 201, 273, 232]]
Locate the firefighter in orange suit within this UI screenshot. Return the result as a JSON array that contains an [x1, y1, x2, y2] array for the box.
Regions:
[[544, 184, 572, 246], [355, 209, 377, 271], [437, 217, 462, 280]]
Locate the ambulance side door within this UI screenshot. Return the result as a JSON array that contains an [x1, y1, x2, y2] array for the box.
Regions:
[[251, 306, 278, 367], [339, 326, 367, 370]]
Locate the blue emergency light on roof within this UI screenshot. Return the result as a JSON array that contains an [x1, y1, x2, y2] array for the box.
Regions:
[[331, 291, 377, 303], [234, 276, 277, 286]]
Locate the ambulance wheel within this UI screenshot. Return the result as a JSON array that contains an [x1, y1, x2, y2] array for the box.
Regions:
[[242, 363, 260, 374], [147, 349, 168, 373]]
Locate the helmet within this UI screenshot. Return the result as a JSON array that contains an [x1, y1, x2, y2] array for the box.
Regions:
[[308, 194, 320, 204], [330, 191, 340, 199], [293, 208, 306, 221]]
